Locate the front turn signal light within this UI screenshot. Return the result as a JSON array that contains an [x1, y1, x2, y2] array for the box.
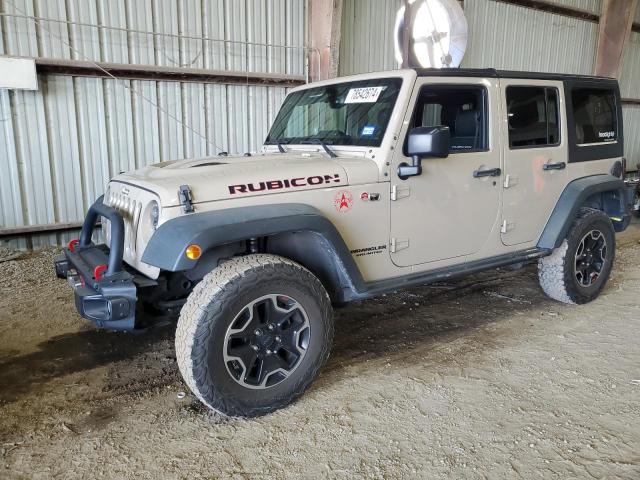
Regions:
[[185, 244, 202, 260]]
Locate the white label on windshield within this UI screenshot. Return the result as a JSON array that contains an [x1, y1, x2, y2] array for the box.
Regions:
[[345, 87, 384, 103]]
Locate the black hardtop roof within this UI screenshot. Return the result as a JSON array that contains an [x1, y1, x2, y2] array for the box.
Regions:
[[414, 68, 617, 84]]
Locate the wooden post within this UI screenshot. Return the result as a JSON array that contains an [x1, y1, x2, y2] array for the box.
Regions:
[[595, 0, 638, 78], [309, 0, 344, 82], [401, 0, 412, 68]]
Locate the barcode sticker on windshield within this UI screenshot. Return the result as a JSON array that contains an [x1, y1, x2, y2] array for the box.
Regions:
[[345, 87, 384, 103]]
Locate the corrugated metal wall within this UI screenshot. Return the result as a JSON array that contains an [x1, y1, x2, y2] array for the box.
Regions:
[[620, 31, 640, 168], [340, 0, 602, 74], [0, 0, 307, 248], [339, 0, 639, 166]]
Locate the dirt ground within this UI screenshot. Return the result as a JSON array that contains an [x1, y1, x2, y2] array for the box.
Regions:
[[1, 227, 640, 480]]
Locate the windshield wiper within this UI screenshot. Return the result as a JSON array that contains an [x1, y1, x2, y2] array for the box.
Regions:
[[301, 138, 337, 158], [276, 141, 286, 153]]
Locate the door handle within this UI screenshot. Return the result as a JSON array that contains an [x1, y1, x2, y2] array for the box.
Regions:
[[543, 161, 566, 171], [473, 167, 501, 178]]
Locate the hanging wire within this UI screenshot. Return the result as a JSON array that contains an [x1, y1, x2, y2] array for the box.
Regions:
[[3, 0, 270, 155]]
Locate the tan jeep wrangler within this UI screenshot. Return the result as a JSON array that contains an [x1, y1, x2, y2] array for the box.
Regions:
[[55, 68, 630, 417]]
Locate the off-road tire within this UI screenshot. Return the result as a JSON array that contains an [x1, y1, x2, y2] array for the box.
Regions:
[[175, 254, 333, 417], [538, 208, 615, 304]]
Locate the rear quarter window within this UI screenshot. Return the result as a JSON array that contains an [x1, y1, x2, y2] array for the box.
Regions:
[[566, 82, 623, 163], [571, 88, 617, 145]]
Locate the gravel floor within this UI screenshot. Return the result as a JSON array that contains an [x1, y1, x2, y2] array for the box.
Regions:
[[1, 227, 640, 479]]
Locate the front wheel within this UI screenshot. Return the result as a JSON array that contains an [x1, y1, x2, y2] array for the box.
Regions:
[[538, 208, 615, 304], [175, 254, 333, 417]]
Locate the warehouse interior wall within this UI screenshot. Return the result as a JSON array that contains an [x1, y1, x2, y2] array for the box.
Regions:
[[1, 0, 638, 248], [0, 0, 307, 249]]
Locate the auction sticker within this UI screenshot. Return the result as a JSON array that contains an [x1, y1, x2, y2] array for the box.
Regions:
[[345, 86, 384, 103]]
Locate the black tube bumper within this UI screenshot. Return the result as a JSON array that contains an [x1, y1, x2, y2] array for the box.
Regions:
[[54, 196, 138, 331]]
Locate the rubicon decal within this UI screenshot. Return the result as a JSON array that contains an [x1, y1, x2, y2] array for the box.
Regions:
[[228, 174, 341, 194], [333, 190, 354, 213]]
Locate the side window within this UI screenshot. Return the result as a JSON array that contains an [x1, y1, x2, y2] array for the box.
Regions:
[[571, 88, 617, 145], [409, 86, 488, 153], [506, 86, 560, 148]]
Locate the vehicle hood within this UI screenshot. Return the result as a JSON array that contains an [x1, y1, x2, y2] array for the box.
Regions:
[[113, 152, 379, 207]]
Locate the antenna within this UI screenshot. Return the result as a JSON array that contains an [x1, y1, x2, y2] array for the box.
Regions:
[[394, 0, 468, 69]]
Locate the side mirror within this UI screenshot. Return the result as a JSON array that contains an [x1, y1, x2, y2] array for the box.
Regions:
[[398, 126, 450, 180]]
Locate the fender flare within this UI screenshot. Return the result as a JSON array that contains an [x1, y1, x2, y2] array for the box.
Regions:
[[537, 174, 629, 250], [141, 203, 365, 291]]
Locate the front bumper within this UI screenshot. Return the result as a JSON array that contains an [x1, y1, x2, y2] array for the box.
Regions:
[[55, 196, 138, 331]]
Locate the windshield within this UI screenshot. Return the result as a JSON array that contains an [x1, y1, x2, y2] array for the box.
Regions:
[[265, 78, 403, 148]]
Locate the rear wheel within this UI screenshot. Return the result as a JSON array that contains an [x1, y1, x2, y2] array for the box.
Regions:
[[175, 254, 333, 417], [538, 208, 615, 304]]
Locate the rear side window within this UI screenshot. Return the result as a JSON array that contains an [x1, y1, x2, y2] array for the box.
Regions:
[[571, 88, 617, 145], [506, 86, 559, 148]]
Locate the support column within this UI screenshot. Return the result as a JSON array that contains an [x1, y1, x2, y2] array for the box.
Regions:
[[595, 0, 638, 78], [308, 0, 343, 82]]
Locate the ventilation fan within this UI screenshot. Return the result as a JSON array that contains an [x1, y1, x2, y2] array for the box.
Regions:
[[394, 0, 468, 69]]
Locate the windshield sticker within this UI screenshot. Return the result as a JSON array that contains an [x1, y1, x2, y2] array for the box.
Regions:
[[361, 125, 376, 136], [345, 86, 384, 103]]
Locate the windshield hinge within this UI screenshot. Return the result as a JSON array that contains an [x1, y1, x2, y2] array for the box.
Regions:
[[178, 185, 195, 214], [390, 237, 409, 253], [391, 185, 411, 201]]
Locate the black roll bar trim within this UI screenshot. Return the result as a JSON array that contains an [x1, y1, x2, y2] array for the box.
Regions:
[[79, 195, 124, 276]]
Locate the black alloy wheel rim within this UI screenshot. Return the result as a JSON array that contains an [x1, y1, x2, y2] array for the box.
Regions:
[[223, 294, 310, 389], [574, 230, 607, 287]]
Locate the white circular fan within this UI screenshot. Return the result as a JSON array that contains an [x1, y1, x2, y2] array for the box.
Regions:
[[394, 0, 468, 69]]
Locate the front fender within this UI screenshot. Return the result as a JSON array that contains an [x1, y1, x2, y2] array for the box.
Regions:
[[141, 203, 365, 290]]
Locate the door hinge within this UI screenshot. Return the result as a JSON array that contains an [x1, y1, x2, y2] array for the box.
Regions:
[[391, 184, 411, 201], [500, 220, 516, 234], [390, 237, 409, 253], [504, 174, 518, 189]]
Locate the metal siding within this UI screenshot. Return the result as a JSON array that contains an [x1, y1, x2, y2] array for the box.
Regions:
[[125, 0, 156, 64], [43, 75, 83, 223], [620, 32, 640, 168], [339, 0, 400, 76], [463, 0, 597, 74], [0, 0, 306, 247], [620, 32, 640, 100], [339, 0, 599, 76], [34, 0, 72, 59], [545, 0, 602, 14], [0, 90, 26, 249], [131, 79, 161, 167], [10, 84, 57, 247], [624, 105, 640, 167], [66, 0, 101, 62], [103, 78, 136, 176], [2, 0, 38, 56], [97, 0, 129, 64]]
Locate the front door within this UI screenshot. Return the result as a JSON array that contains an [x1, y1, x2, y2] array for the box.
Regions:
[[500, 80, 567, 246], [390, 78, 502, 267]]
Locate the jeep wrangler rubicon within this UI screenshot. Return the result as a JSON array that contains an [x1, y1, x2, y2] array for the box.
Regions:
[[55, 68, 630, 417]]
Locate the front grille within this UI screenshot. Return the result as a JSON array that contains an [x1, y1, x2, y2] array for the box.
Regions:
[[104, 189, 143, 257]]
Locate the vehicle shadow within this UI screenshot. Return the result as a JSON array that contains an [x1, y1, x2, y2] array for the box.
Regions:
[[0, 265, 547, 407], [0, 322, 176, 405], [321, 265, 547, 383]]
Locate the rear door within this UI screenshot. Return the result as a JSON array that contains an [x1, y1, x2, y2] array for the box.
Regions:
[[500, 80, 568, 246]]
